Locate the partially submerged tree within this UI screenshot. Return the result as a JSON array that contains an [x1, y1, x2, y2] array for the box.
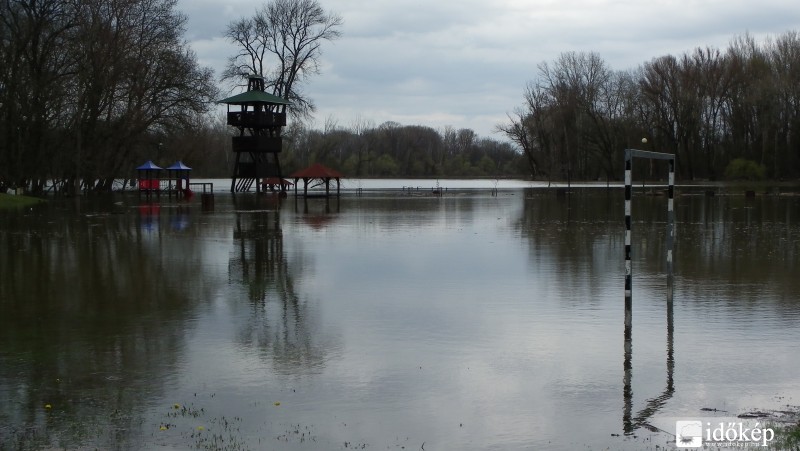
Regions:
[[69, 0, 218, 191], [222, 0, 342, 119], [0, 0, 217, 192], [0, 0, 77, 190]]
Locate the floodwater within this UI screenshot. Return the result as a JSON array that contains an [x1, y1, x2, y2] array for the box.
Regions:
[[1, 185, 799, 450]]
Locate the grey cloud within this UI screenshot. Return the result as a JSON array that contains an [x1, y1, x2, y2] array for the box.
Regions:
[[179, 0, 800, 137]]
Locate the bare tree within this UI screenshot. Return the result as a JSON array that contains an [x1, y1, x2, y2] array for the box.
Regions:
[[766, 32, 800, 178], [689, 46, 736, 179], [222, 0, 342, 119], [639, 55, 698, 178], [497, 82, 554, 180], [583, 69, 638, 181], [347, 115, 374, 176], [69, 0, 217, 191], [0, 0, 78, 190], [502, 32, 800, 181], [0, 0, 217, 192]]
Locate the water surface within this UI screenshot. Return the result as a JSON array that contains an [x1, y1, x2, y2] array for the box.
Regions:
[[1, 187, 799, 450]]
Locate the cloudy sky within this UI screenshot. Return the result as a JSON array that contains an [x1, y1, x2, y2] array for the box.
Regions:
[[178, 0, 800, 139]]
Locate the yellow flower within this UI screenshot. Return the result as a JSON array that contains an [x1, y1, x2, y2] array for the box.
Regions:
[[44, 404, 52, 409], [160, 426, 167, 431]]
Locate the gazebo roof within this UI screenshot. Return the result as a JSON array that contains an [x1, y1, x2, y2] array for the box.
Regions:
[[166, 161, 192, 171], [290, 163, 343, 179], [218, 90, 291, 106], [136, 160, 162, 170]]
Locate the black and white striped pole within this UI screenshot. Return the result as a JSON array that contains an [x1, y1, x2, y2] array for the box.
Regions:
[[623, 143, 676, 435], [666, 158, 675, 301], [624, 146, 676, 307], [625, 152, 633, 306]]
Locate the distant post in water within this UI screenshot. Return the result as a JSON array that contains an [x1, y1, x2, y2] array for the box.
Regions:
[[624, 148, 675, 309]]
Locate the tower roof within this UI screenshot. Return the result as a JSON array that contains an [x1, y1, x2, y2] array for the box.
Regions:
[[218, 90, 291, 106]]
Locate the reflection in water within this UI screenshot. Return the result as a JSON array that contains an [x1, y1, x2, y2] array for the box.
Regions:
[[230, 194, 327, 374], [1, 190, 799, 449], [296, 196, 340, 229], [623, 293, 675, 434], [623, 188, 676, 435], [0, 198, 211, 448]]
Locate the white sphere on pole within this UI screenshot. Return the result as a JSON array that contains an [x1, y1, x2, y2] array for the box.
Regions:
[[641, 138, 648, 144]]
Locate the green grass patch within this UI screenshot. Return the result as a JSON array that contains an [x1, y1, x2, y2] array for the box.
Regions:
[[771, 421, 800, 450], [0, 193, 46, 210]]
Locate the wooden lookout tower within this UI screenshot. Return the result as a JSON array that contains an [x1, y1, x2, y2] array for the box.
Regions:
[[220, 76, 291, 193]]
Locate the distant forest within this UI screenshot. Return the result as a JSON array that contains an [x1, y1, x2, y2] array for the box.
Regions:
[[500, 32, 800, 183], [2, 0, 799, 192], [179, 117, 524, 180]]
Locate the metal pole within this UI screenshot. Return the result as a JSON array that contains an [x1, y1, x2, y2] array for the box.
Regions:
[[625, 149, 676, 304], [622, 148, 676, 435], [624, 151, 633, 421], [623, 319, 633, 434], [667, 158, 675, 301], [624, 150, 633, 308]]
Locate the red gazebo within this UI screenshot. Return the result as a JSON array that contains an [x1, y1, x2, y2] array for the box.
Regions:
[[290, 163, 343, 197]]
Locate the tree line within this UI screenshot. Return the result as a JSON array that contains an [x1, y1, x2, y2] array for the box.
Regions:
[[170, 116, 524, 179], [0, 0, 521, 188], [0, 0, 217, 193], [3, 0, 799, 191], [500, 32, 800, 182], [283, 119, 523, 178]]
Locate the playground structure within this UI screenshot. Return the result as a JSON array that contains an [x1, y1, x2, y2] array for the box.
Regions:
[[135, 160, 194, 197], [135, 160, 213, 208]]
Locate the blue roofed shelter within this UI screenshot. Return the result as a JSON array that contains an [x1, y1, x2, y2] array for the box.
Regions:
[[136, 160, 163, 194], [166, 161, 192, 196]]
